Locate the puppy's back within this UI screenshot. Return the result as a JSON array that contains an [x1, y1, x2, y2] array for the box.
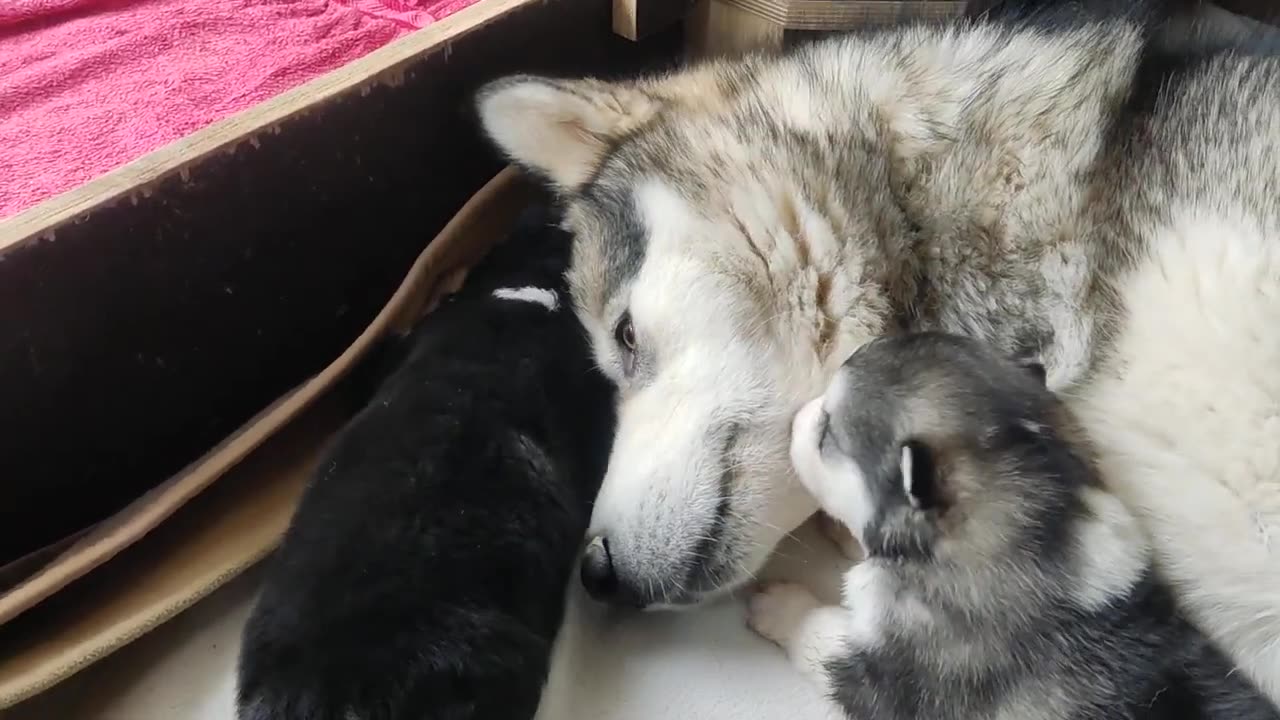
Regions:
[[236, 205, 615, 720]]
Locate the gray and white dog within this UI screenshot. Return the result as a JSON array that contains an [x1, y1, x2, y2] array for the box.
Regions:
[[752, 331, 1280, 720], [477, 0, 1280, 699]]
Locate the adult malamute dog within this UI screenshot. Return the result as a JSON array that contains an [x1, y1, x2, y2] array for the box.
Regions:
[[477, 0, 1280, 701]]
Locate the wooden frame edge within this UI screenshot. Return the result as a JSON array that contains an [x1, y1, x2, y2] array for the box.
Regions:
[[0, 0, 538, 251]]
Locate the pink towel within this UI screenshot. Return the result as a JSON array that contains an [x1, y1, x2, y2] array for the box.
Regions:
[[0, 0, 478, 221]]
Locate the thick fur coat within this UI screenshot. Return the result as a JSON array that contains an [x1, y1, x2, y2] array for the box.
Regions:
[[753, 332, 1278, 720], [477, 0, 1280, 702], [235, 205, 616, 720]]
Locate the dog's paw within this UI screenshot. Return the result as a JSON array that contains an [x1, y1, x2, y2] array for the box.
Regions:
[[817, 512, 863, 560], [747, 582, 821, 647]]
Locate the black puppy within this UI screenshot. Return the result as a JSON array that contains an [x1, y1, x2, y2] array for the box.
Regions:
[[236, 203, 616, 720]]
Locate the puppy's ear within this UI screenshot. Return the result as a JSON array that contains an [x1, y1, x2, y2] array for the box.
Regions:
[[1014, 355, 1047, 386], [900, 440, 940, 510]]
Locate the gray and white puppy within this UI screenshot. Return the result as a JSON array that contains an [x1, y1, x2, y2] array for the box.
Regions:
[[748, 331, 1280, 720]]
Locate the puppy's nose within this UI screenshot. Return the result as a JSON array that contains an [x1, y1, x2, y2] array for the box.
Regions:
[[581, 536, 618, 601]]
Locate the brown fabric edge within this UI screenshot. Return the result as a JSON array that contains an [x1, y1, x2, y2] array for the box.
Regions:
[[0, 400, 343, 709], [0, 167, 529, 627], [0, 167, 529, 708]]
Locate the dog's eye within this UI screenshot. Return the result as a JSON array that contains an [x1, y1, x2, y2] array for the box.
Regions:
[[614, 312, 637, 375], [901, 440, 939, 511]]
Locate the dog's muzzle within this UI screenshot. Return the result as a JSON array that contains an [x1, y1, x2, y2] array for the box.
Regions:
[[580, 536, 617, 600], [580, 536, 648, 607]]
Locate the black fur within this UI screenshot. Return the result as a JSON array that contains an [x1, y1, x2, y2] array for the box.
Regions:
[[974, 0, 1280, 56], [235, 203, 616, 720]]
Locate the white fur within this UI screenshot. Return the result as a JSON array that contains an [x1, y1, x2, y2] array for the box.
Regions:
[[839, 562, 900, 648], [582, 181, 821, 603], [476, 80, 658, 190], [492, 286, 560, 311], [1069, 487, 1151, 610], [747, 583, 840, 688], [1071, 209, 1280, 700], [748, 562, 928, 693], [1038, 244, 1095, 388], [791, 396, 875, 540], [765, 394, 937, 690]]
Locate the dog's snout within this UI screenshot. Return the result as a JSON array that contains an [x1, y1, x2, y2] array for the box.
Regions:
[[581, 536, 619, 600], [580, 536, 649, 607]]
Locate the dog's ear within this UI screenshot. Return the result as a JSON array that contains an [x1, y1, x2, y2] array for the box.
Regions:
[[900, 439, 940, 510], [476, 75, 660, 191]]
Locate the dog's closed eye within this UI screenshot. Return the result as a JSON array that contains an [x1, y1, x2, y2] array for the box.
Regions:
[[901, 440, 939, 510]]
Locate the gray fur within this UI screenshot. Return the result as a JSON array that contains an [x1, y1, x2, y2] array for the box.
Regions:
[[476, 3, 1280, 696], [543, 10, 1280, 383], [815, 332, 1278, 720]]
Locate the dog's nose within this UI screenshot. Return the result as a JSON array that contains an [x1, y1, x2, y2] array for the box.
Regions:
[[581, 536, 620, 601]]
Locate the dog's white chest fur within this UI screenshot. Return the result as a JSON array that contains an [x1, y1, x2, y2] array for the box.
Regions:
[[1072, 208, 1280, 700]]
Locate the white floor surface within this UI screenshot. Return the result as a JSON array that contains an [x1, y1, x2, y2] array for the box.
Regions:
[[4, 519, 849, 720]]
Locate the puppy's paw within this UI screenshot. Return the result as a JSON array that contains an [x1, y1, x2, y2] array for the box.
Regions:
[[817, 512, 863, 561], [747, 582, 821, 648]]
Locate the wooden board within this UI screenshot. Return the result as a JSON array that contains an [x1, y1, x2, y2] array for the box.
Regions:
[[723, 0, 963, 30], [615, 0, 699, 40], [687, 0, 963, 56]]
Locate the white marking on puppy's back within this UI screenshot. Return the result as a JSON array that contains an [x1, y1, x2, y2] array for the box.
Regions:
[[493, 286, 560, 311], [1070, 486, 1150, 610]]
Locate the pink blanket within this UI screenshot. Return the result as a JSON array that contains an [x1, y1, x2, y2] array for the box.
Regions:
[[0, 0, 478, 220]]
